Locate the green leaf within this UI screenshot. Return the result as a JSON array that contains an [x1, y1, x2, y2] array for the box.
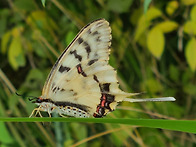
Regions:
[[0, 9, 10, 37], [14, 0, 36, 11], [190, 4, 196, 21], [166, 1, 179, 16], [146, 7, 162, 22], [1, 31, 11, 54], [134, 7, 162, 41], [0, 122, 14, 144], [41, 0, 46, 7], [107, 0, 133, 13], [65, 31, 76, 45], [156, 21, 179, 33], [184, 21, 196, 35], [144, 79, 163, 94], [185, 37, 196, 71], [181, 0, 196, 6], [147, 27, 165, 58], [169, 64, 179, 82], [144, 0, 152, 14], [0, 118, 195, 134], [130, 7, 143, 25], [183, 83, 196, 95], [27, 10, 58, 31], [8, 37, 26, 70]]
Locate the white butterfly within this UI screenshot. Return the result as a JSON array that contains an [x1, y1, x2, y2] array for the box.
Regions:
[[30, 19, 175, 118]]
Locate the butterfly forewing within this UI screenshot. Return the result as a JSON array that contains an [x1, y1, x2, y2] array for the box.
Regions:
[[42, 19, 111, 97], [38, 19, 130, 117]]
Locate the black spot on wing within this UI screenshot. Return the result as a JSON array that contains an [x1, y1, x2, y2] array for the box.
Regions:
[[61, 88, 65, 92], [96, 36, 101, 42], [76, 64, 87, 77], [52, 87, 56, 93], [88, 59, 98, 66], [92, 31, 99, 36], [87, 29, 92, 34], [93, 75, 99, 83], [100, 83, 110, 93], [96, 21, 104, 27], [104, 93, 114, 102], [78, 38, 83, 44], [52, 86, 61, 93], [59, 65, 71, 73], [83, 42, 91, 58], [70, 50, 82, 61]]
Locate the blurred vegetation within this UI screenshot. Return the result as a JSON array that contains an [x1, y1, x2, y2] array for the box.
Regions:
[[0, 0, 196, 146]]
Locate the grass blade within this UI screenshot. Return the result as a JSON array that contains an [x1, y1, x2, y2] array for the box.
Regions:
[[0, 117, 195, 133]]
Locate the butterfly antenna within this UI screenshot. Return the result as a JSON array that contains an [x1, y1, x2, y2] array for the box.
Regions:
[[15, 92, 23, 97], [15, 92, 38, 101]]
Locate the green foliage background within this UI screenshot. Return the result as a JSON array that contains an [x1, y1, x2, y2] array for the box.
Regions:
[[0, 0, 196, 146]]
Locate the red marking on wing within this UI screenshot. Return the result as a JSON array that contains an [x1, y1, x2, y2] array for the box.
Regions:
[[77, 66, 82, 73], [101, 100, 106, 107]]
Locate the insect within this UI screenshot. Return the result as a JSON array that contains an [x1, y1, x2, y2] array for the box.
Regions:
[[29, 18, 175, 118]]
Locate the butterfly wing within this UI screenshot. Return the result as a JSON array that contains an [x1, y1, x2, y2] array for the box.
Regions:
[[41, 19, 133, 117]]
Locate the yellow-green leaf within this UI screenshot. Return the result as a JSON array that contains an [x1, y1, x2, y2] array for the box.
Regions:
[[134, 20, 150, 41], [130, 7, 143, 25], [184, 21, 196, 35], [166, 1, 179, 16], [147, 27, 165, 59], [181, 0, 196, 5], [146, 7, 162, 21], [143, 79, 163, 94], [1, 31, 11, 54], [185, 38, 196, 71], [156, 21, 179, 33], [27, 10, 58, 31], [134, 7, 162, 41], [8, 37, 25, 70], [11, 26, 24, 37], [0, 122, 14, 144], [190, 4, 196, 21]]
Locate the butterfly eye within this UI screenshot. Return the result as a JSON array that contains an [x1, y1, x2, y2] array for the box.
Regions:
[[35, 98, 44, 103]]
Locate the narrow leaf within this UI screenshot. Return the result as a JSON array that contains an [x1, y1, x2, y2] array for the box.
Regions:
[[144, 0, 152, 14], [0, 118, 195, 134], [41, 0, 46, 7]]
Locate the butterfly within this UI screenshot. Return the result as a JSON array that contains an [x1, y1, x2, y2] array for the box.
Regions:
[[29, 18, 175, 118]]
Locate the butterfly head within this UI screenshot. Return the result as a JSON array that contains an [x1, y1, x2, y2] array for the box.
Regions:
[[28, 97, 43, 103], [16, 92, 44, 103]]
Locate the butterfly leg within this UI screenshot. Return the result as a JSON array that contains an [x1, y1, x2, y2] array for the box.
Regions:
[[48, 111, 51, 118], [59, 113, 68, 118], [29, 106, 43, 118], [29, 108, 38, 118]]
